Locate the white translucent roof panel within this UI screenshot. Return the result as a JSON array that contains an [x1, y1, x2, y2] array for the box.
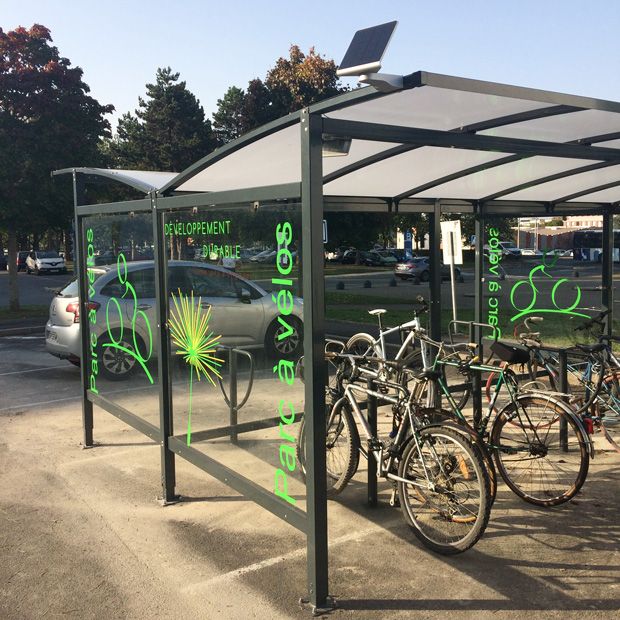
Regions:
[[103, 169, 178, 191], [598, 139, 620, 149], [324, 146, 510, 197], [326, 86, 556, 131], [414, 157, 593, 200], [571, 187, 620, 203], [503, 164, 620, 201], [176, 124, 301, 193], [480, 109, 620, 143], [323, 140, 399, 176]]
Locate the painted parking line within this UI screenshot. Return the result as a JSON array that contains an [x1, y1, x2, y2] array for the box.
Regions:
[[0, 364, 70, 377]]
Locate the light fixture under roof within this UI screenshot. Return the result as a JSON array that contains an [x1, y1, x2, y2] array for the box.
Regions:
[[322, 135, 352, 157], [337, 21, 403, 93]]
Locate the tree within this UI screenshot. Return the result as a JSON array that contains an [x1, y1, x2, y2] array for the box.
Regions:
[[212, 46, 346, 145], [0, 24, 113, 310], [106, 67, 217, 172]]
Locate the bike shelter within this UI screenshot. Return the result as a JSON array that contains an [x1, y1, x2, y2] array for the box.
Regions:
[[56, 71, 620, 612]]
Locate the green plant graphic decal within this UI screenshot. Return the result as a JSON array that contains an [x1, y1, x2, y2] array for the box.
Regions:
[[169, 290, 223, 445], [509, 250, 589, 323]]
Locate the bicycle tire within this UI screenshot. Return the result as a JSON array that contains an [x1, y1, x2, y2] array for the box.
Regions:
[[596, 370, 620, 452], [397, 426, 491, 555], [296, 397, 360, 497], [491, 395, 589, 506], [419, 409, 497, 505], [345, 333, 379, 357]]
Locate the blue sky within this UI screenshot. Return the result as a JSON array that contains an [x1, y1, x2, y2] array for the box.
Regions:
[[4, 1, 620, 129]]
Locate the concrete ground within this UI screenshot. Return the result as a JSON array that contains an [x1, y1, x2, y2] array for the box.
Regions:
[[1, 335, 619, 619]]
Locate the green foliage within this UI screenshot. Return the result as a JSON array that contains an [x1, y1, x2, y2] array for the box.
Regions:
[[0, 24, 113, 234], [106, 67, 217, 171], [213, 46, 346, 145]]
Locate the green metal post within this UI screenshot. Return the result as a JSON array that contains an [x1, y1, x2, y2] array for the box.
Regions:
[[300, 109, 330, 612], [429, 200, 442, 341], [73, 172, 93, 448], [602, 207, 614, 337], [473, 206, 485, 428], [151, 193, 177, 503]]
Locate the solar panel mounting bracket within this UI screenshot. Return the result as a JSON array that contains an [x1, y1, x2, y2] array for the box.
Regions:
[[358, 72, 403, 93]]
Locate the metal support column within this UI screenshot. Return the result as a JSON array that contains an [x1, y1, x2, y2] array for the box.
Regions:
[[472, 206, 485, 428], [73, 172, 93, 448], [558, 349, 569, 451], [151, 193, 177, 503], [429, 200, 442, 342], [229, 348, 238, 443], [300, 109, 331, 611], [366, 380, 378, 507], [602, 207, 614, 337]]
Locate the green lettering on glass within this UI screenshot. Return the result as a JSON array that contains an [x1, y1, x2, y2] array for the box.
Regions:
[[509, 251, 589, 322], [101, 253, 154, 383]]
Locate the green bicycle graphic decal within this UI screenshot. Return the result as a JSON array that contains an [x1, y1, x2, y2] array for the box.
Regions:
[[169, 289, 223, 445], [101, 253, 154, 383], [510, 251, 589, 323]]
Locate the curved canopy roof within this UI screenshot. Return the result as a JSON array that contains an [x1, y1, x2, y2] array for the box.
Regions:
[[53, 167, 178, 194], [161, 71, 620, 207]]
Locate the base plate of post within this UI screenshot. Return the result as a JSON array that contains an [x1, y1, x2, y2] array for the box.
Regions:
[[157, 494, 183, 506], [299, 595, 336, 616]]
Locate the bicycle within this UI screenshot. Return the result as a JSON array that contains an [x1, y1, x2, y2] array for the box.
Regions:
[[345, 296, 472, 409], [297, 350, 492, 555], [418, 330, 591, 507], [512, 313, 620, 453]]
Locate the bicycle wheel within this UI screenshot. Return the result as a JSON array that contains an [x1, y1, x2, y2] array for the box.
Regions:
[[296, 397, 360, 497], [420, 408, 498, 506], [491, 395, 589, 506], [397, 427, 491, 555], [345, 332, 378, 357], [595, 370, 620, 452]]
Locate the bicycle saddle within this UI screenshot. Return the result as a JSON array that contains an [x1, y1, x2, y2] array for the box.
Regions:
[[368, 308, 387, 316], [572, 342, 607, 354]]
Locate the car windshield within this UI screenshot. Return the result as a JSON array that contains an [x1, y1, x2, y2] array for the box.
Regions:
[[38, 251, 60, 258]]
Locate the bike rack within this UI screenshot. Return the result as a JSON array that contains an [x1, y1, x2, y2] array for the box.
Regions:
[[217, 346, 255, 443]]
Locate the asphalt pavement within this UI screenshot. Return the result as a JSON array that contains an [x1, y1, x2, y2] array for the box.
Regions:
[[0, 332, 619, 618]]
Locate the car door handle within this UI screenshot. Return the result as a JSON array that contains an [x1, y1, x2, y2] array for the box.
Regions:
[[137, 304, 152, 310]]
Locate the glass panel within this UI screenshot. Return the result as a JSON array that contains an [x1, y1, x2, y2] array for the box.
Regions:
[[79, 212, 159, 428], [415, 157, 592, 200], [164, 202, 306, 511], [480, 109, 620, 143], [328, 86, 555, 131], [176, 125, 301, 193], [324, 147, 509, 197], [504, 164, 620, 201]]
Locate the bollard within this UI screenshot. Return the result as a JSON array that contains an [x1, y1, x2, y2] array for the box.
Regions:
[[336, 281, 345, 290], [363, 279, 372, 288], [389, 278, 397, 287]]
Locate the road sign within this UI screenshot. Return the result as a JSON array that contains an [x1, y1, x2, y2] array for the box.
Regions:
[[440, 220, 463, 265]]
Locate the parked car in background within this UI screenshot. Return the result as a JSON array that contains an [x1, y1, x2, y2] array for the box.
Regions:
[[0, 253, 7, 271], [388, 249, 416, 262], [364, 250, 398, 267], [26, 250, 66, 275], [45, 260, 304, 378], [394, 257, 463, 282], [16, 250, 29, 271], [341, 249, 371, 264]]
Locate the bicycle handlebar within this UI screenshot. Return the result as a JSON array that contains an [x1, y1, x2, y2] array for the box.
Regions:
[[574, 309, 610, 332]]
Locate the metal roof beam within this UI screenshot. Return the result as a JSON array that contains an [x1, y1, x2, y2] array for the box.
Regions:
[[322, 118, 620, 162], [323, 104, 580, 185], [552, 180, 620, 204]]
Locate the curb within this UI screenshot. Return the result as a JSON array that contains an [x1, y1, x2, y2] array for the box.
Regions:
[[0, 325, 46, 338]]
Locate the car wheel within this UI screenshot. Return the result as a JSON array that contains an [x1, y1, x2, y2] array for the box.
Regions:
[[420, 270, 430, 283], [98, 329, 144, 380], [265, 316, 303, 359]]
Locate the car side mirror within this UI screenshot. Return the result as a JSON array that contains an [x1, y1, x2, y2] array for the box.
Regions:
[[240, 289, 251, 304]]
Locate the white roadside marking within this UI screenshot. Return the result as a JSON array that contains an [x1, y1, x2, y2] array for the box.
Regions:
[[0, 364, 70, 376], [182, 523, 399, 591]]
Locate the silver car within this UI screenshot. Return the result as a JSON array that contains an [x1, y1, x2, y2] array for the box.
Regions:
[[45, 260, 304, 379]]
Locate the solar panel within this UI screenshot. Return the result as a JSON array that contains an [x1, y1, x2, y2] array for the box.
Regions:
[[337, 21, 398, 77]]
